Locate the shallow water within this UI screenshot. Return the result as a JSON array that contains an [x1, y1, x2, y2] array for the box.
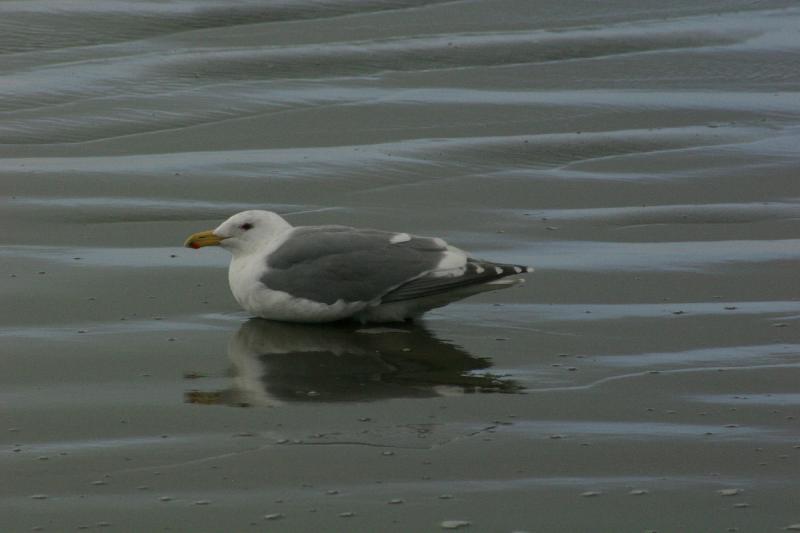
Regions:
[[2, 1, 800, 531]]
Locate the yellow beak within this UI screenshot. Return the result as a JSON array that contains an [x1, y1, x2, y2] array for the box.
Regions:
[[184, 230, 223, 249]]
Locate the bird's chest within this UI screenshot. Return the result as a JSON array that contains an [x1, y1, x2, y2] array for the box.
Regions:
[[228, 257, 271, 309]]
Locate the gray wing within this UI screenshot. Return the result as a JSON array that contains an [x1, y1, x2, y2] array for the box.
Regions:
[[261, 226, 452, 305]]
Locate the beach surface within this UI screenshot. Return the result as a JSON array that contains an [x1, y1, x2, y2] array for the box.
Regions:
[[2, 1, 799, 531]]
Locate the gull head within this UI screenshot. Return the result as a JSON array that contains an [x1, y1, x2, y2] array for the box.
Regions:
[[184, 210, 292, 255]]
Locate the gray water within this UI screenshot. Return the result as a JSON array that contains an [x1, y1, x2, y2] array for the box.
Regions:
[[2, 1, 800, 531]]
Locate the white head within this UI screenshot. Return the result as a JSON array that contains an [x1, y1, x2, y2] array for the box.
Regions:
[[184, 210, 292, 255]]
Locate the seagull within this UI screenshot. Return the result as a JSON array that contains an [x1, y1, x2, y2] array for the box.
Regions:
[[184, 210, 532, 323]]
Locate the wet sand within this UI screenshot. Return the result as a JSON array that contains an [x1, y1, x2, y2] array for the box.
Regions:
[[2, 1, 800, 531]]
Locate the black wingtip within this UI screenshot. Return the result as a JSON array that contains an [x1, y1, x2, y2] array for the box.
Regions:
[[488, 263, 534, 276]]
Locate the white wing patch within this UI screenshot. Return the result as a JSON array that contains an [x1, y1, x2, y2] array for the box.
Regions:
[[430, 248, 468, 278], [389, 233, 411, 244]]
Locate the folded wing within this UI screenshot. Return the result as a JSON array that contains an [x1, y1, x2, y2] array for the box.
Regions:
[[381, 261, 530, 303], [261, 226, 460, 305]]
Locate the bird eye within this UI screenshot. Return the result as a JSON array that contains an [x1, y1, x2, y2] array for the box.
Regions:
[[240, 223, 253, 230]]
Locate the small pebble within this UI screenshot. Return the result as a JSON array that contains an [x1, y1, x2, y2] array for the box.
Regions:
[[159, 496, 173, 502], [438, 494, 454, 500], [784, 524, 800, 531], [718, 488, 742, 496], [264, 513, 284, 521], [30, 494, 48, 500], [581, 491, 601, 497], [629, 489, 649, 496], [733, 502, 750, 508], [388, 498, 404, 505], [194, 500, 211, 506], [339, 512, 355, 518]]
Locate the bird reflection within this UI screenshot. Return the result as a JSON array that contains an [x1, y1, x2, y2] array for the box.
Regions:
[[186, 318, 519, 407]]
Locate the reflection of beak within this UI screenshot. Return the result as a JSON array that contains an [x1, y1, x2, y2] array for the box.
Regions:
[[184, 230, 223, 249]]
